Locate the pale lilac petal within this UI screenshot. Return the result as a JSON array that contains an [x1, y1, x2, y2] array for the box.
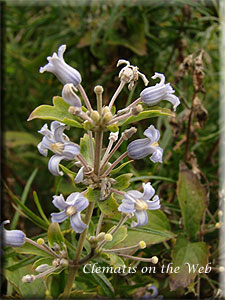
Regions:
[[52, 194, 68, 210], [147, 195, 161, 210], [164, 94, 180, 111], [48, 155, 64, 176], [70, 213, 87, 233], [74, 167, 84, 183], [142, 182, 155, 201], [65, 192, 80, 205], [74, 196, 89, 212], [3, 229, 26, 247], [53, 124, 69, 143], [37, 142, 48, 157], [126, 190, 143, 200], [127, 138, 153, 160], [51, 211, 68, 223], [118, 200, 135, 213], [38, 123, 49, 135], [62, 143, 80, 160], [150, 147, 163, 163], [144, 125, 160, 143], [133, 210, 148, 227], [62, 83, 82, 107]]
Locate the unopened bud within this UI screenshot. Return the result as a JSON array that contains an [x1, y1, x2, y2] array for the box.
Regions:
[[103, 112, 113, 123], [60, 258, 68, 267], [68, 106, 81, 116], [151, 256, 158, 264], [102, 106, 110, 115], [218, 210, 223, 217], [35, 264, 51, 273], [52, 259, 60, 267], [96, 232, 106, 242], [94, 85, 104, 94], [215, 222, 222, 229], [122, 127, 137, 140], [91, 110, 100, 123], [83, 120, 94, 130], [131, 104, 143, 115], [104, 234, 113, 242], [45, 290, 51, 297], [89, 236, 96, 242], [219, 266, 225, 273], [37, 238, 44, 245], [139, 241, 146, 249], [62, 83, 81, 107], [22, 274, 35, 283]]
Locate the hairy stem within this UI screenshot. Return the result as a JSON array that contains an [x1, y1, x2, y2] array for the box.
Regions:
[[108, 81, 125, 109], [88, 130, 94, 162], [77, 84, 93, 112], [96, 212, 104, 236]]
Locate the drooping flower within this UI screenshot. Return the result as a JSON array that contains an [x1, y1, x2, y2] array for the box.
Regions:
[[140, 72, 180, 111], [62, 83, 81, 107], [1, 220, 26, 247], [40, 45, 81, 87], [118, 183, 160, 227], [51, 193, 89, 233], [37, 121, 80, 176], [127, 125, 163, 163], [74, 166, 84, 183]]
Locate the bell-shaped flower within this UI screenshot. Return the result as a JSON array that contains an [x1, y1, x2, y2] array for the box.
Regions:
[[37, 121, 80, 176], [40, 45, 82, 87], [140, 72, 180, 111], [50, 193, 89, 233], [1, 220, 26, 247], [62, 83, 81, 107], [127, 125, 163, 163], [118, 183, 160, 227]]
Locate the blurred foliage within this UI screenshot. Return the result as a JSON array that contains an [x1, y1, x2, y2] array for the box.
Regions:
[[3, 0, 220, 299]]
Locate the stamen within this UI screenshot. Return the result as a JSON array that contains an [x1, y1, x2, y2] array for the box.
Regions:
[[135, 199, 148, 211], [66, 206, 77, 216], [50, 142, 64, 154], [152, 141, 159, 147]]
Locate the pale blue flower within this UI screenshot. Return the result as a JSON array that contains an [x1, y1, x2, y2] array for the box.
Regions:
[[140, 72, 180, 111], [51, 193, 89, 233], [37, 121, 80, 176], [1, 220, 26, 247], [62, 83, 81, 107], [127, 125, 163, 163], [40, 45, 81, 87], [74, 166, 84, 183], [118, 183, 160, 227]]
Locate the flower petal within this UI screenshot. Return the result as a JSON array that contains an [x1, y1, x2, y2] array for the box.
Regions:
[[37, 142, 48, 157], [133, 210, 148, 227], [150, 146, 163, 163], [65, 192, 80, 205], [118, 200, 135, 213], [52, 194, 68, 210], [142, 182, 155, 201], [70, 213, 87, 233], [74, 195, 89, 212], [144, 125, 160, 143], [62, 143, 80, 160], [51, 211, 68, 223], [127, 138, 153, 160], [62, 83, 82, 107], [164, 94, 180, 111], [147, 195, 161, 210], [48, 155, 64, 176], [74, 167, 84, 183], [3, 229, 26, 247]]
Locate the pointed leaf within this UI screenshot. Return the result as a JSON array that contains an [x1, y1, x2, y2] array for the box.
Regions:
[[104, 253, 125, 268], [105, 226, 128, 249], [113, 173, 133, 190], [28, 96, 82, 128], [14, 241, 53, 258], [98, 193, 120, 218], [80, 133, 95, 166], [110, 160, 133, 175], [48, 223, 65, 248]]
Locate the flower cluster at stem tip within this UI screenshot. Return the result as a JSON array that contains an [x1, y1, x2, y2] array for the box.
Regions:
[[3, 44, 180, 288]]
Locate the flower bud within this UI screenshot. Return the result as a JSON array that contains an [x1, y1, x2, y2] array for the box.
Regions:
[[104, 234, 113, 242], [37, 238, 45, 245], [215, 222, 222, 229], [139, 241, 146, 249], [35, 264, 51, 273], [122, 127, 137, 140], [60, 258, 68, 267], [94, 85, 104, 94], [62, 83, 81, 107], [131, 104, 143, 115], [83, 120, 94, 130], [96, 232, 106, 242], [151, 256, 158, 264], [219, 266, 225, 273], [109, 131, 119, 142], [52, 258, 60, 267], [103, 112, 113, 123], [22, 274, 35, 283], [91, 110, 100, 124], [218, 210, 223, 217], [102, 106, 111, 115], [1, 220, 26, 247]]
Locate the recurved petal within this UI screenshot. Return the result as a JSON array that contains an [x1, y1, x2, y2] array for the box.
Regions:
[[142, 182, 155, 201], [144, 125, 160, 143], [150, 146, 163, 163], [127, 138, 153, 160], [133, 210, 148, 227], [147, 195, 161, 210], [37, 142, 48, 157], [51, 211, 68, 223], [118, 200, 135, 213], [53, 123, 69, 143], [164, 94, 180, 111], [62, 83, 82, 107], [3, 229, 26, 247], [70, 213, 87, 233], [48, 155, 64, 176], [74, 195, 89, 212], [74, 167, 84, 183], [126, 190, 143, 200], [65, 192, 80, 205], [52, 194, 68, 210], [38, 123, 49, 135]]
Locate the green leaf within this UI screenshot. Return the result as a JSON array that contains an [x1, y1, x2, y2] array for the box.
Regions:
[[33, 191, 50, 225], [106, 124, 119, 132], [115, 210, 175, 248], [177, 162, 207, 240], [80, 133, 95, 166], [105, 226, 128, 249], [169, 235, 209, 290], [59, 164, 76, 181], [97, 193, 120, 218], [113, 173, 133, 190], [104, 253, 125, 268], [11, 168, 38, 229], [6, 256, 37, 271], [119, 107, 174, 127], [5, 258, 46, 298], [28, 96, 82, 128], [48, 223, 65, 248], [14, 241, 53, 258], [5, 131, 39, 148], [110, 160, 133, 175], [85, 188, 100, 202]]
